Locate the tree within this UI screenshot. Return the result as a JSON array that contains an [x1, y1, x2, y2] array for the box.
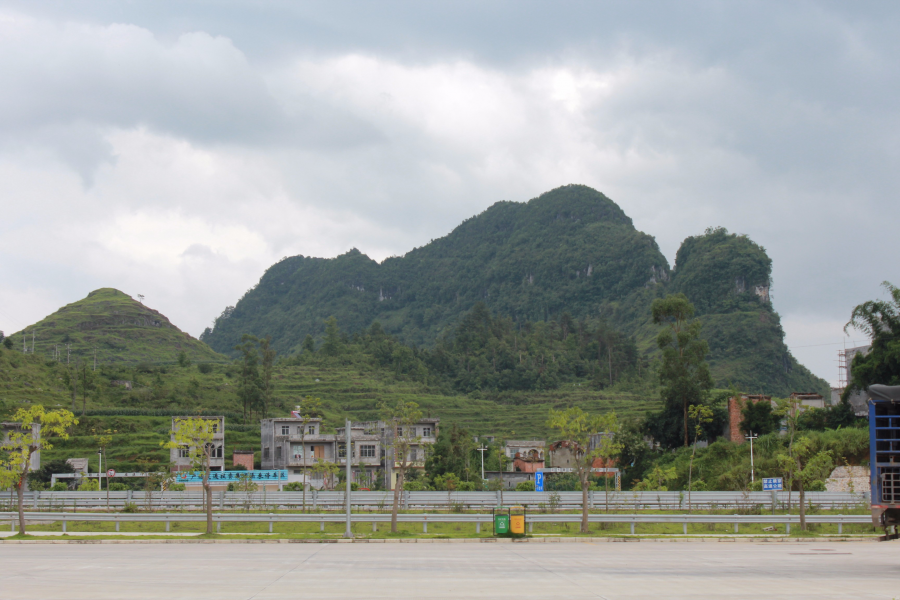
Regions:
[[258, 336, 277, 418], [775, 435, 833, 531], [0, 406, 77, 534], [547, 406, 615, 533], [177, 351, 191, 368], [844, 281, 900, 393], [633, 465, 678, 491], [741, 399, 780, 437], [302, 334, 315, 354], [594, 414, 623, 513], [381, 399, 424, 533], [310, 460, 339, 490], [294, 395, 322, 512], [321, 316, 343, 357], [92, 428, 114, 511], [650, 294, 713, 447], [235, 334, 263, 423], [687, 404, 714, 512], [162, 417, 218, 534]]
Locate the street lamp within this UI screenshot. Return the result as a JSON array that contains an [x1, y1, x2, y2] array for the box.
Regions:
[[745, 433, 758, 483], [476, 446, 487, 488]]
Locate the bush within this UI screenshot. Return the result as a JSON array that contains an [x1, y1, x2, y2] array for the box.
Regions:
[[515, 481, 535, 492], [122, 502, 139, 513], [197, 363, 214, 374], [283, 482, 304, 491], [168, 483, 185, 491], [78, 478, 100, 491], [108, 482, 129, 491], [457, 481, 477, 491], [50, 482, 68, 491], [334, 482, 359, 491]]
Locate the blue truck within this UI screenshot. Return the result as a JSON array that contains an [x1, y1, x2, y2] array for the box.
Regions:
[[869, 384, 900, 538]]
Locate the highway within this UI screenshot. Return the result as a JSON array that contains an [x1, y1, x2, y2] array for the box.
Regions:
[[0, 540, 895, 599]]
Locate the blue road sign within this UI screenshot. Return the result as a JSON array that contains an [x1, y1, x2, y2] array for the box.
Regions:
[[535, 472, 544, 492], [762, 477, 783, 491]]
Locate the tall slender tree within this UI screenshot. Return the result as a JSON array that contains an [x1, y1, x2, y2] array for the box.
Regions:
[[650, 294, 713, 447], [381, 399, 424, 534]]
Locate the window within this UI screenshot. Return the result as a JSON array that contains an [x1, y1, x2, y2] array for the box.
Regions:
[[396, 426, 403, 437], [178, 447, 189, 458], [409, 449, 417, 461], [360, 445, 376, 458], [308, 425, 315, 434], [263, 447, 270, 459], [338, 444, 347, 458], [211, 422, 218, 434], [422, 427, 432, 437], [276, 446, 282, 460], [292, 444, 304, 460], [216, 445, 223, 459], [281, 425, 290, 435]]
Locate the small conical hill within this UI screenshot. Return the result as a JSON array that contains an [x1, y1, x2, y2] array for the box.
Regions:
[[15, 288, 224, 365]]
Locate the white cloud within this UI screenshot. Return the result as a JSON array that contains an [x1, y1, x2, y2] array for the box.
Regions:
[[1, 5, 899, 386]]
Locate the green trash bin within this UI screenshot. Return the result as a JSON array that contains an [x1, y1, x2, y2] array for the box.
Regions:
[[494, 514, 510, 535]]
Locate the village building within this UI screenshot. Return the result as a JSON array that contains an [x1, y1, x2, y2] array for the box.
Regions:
[[170, 416, 225, 472]]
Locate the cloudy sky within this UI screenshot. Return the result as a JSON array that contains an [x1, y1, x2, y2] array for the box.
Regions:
[[1, 1, 897, 384]]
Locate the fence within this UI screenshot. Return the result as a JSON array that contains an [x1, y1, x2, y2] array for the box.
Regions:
[[1, 490, 870, 512], [0, 511, 872, 536]]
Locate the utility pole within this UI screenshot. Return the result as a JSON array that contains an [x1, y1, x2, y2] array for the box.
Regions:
[[344, 419, 353, 539], [23, 332, 27, 353], [66, 344, 70, 365], [93, 348, 97, 371], [745, 433, 758, 483], [31, 330, 35, 353]]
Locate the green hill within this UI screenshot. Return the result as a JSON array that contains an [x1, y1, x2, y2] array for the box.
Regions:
[[14, 288, 225, 365], [202, 185, 827, 397]]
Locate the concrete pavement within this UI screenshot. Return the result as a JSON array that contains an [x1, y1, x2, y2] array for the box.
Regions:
[[0, 541, 897, 599]]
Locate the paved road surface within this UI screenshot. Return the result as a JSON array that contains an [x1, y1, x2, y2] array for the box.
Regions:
[[1, 541, 897, 599]]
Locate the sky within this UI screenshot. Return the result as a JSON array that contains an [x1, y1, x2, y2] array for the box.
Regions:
[[1, 1, 898, 385]]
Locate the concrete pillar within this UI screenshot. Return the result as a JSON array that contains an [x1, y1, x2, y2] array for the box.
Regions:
[[217, 522, 221, 533], [165, 519, 170, 532], [528, 522, 533, 533], [115, 520, 120, 532], [423, 520, 427, 533], [320, 519, 325, 532], [838, 516, 843, 535], [786, 522, 790, 534], [734, 521, 738, 533], [372, 522, 377, 533], [683, 522, 687, 535], [476, 522, 480, 534], [269, 519, 273, 534], [630, 522, 635, 535]]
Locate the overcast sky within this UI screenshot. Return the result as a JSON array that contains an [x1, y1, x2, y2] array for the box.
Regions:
[[1, 1, 897, 385]]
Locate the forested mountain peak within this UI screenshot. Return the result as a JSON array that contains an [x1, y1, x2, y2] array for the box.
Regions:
[[201, 185, 827, 396]]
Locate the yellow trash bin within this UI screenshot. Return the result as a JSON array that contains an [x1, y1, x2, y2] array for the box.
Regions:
[[510, 515, 525, 535]]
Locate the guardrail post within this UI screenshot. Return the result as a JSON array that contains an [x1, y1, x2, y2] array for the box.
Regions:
[[220, 491, 225, 510], [630, 520, 635, 535], [313, 490, 318, 511], [838, 515, 842, 535], [10, 519, 14, 532], [115, 517, 120, 532], [372, 522, 377, 533], [33, 491, 38, 510], [62, 517, 66, 533], [165, 518, 170, 533], [423, 517, 427, 533], [683, 519, 687, 535], [217, 521, 221, 533], [496, 491, 502, 507], [528, 521, 533, 533], [476, 522, 480, 534], [127, 490, 133, 503], [785, 522, 790, 535], [320, 517, 325, 532], [733, 519, 738, 534], [269, 516, 273, 534]]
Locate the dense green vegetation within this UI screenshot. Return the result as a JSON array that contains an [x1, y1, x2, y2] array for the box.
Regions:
[[844, 281, 900, 393], [9, 288, 225, 365], [201, 186, 826, 397]]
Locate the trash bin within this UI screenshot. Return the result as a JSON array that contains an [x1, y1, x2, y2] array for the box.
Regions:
[[510, 505, 526, 535], [494, 513, 510, 535]]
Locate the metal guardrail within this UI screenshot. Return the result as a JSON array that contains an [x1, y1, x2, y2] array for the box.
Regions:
[[1, 490, 870, 511], [0, 511, 873, 536]]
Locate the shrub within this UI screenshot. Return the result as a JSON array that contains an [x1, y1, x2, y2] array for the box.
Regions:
[[457, 481, 476, 491], [283, 482, 304, 491], [168, 483, 185, 491], [108, 482, 129, 491], [515, 481, 535, 492], [122, 502, 139, 513], [50, 482, 68, 491], [78, 478, 100, 491], [197, 363, 214, 374]]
